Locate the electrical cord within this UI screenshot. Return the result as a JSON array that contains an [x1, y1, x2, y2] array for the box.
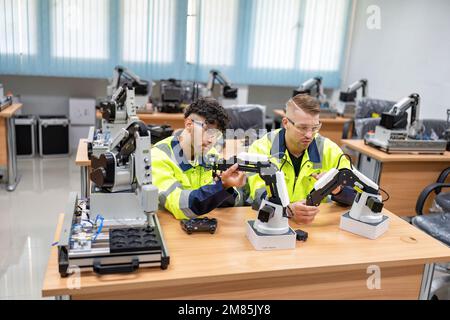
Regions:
[[379, 187, 390, 203], [336, 153, 354, 170], [92, 215, 105, 242]]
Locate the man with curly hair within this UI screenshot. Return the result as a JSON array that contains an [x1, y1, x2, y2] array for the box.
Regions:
[[151, 97, 246, 219]]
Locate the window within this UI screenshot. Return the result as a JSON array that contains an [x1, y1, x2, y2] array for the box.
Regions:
[[249, 0, 301, 69], [187, 0, 239, 67], [185, 0, 197, 64], [122, 0, 177, 64], [0, 0, 37, 55], [51, 0, 108, 59], [299, 0, 348, 71], [1, 0, 351, 86], [248, 0, 349, 74]]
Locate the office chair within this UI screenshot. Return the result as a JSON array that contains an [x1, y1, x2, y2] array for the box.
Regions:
[[225, 104, 266, 130], [411, 167, 450, 300], [341, 98, 396, 139]]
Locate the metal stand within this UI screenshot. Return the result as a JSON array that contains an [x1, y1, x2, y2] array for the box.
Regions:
[[419, 263, 435, 300], [80, 166, 90, 199], [6, 115, 20, 191]]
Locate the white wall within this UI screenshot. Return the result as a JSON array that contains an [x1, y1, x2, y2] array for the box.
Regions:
[[345, 0, 450, 120], [0, 75, 108, 116], [0, 74, 298, 118]]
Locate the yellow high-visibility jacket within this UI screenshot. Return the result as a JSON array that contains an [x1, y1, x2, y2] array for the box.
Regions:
[[151, 134, 239, 219], [248, 128, 355, 207]]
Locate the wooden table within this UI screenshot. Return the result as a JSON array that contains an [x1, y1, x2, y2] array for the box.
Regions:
[[42, 203, 450, 300], [273, 109, 352, 146], [0, 103, 22, 191], [342, 139, 450, 216], [137, 112, 185, 130], [96, 110, 185, 130]]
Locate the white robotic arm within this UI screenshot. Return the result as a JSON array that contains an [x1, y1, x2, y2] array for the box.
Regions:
[[306, 166, 384, 224], [381, 93, 420, 130], [206, 152, 291, 235], [347, 79, 368, 97], [293, 76, 324, 99]]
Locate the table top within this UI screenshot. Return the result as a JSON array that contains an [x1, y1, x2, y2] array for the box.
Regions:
[[0, 103, 22, 118], [42, 203, 450, 297], [273, 108, 351, 124], [75, 139, 90, 166], [342, 139, 450, 162]]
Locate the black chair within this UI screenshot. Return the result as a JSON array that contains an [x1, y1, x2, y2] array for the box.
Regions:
[[414, 166, 450, 224], [341, 98, 396, 139], [411, 167, 450, 300], [410, 119, 449, 141], [225, 104, 266, 131]]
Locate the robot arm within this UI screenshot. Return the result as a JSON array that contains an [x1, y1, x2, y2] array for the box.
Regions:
[[112, 65, 150, 95], [381, 93, 420, 130], [306, 167, 384, 223], [339, 79, 368, 103], [293, 76, 323, 99], [99, 84, 138, 124], [90, 121, 152, 191], [306, 168, 378, 206], [206, 69, 238, 99], [206, 153, 291, 225], [347, 79, 368, 97]]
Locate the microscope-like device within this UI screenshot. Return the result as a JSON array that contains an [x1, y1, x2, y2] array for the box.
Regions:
[[365, 93, 447, 154], [207, 153, 296, 250], [306, 167, 389, 239], [88, 84, 140, 159], [293, 76, 336, 118], [336, 79, 368, 117], [58, 120, 169, 277]]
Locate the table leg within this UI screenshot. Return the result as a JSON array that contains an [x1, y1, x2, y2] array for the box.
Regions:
[[419, 263, 435, 300], [80, 166, 90, 199], [6, 116, 20, 191]]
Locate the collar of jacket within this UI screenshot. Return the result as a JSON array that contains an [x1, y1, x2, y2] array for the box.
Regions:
[[170, 134, 210, 172], [270, 128, 321, 164]]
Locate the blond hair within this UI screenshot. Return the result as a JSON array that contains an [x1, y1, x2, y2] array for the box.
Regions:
[[288, 94, 320, 115]]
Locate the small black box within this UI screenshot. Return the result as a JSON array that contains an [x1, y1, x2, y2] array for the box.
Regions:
[[15, 115, 37, 157], [38, 116, 70, 157]]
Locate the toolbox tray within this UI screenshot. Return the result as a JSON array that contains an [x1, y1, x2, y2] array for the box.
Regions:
[[109, 227, 162, 254]]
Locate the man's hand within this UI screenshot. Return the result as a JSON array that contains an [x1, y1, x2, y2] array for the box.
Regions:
[[289, 200, 320, 225], [311, 171, 342, 195], [221, 163, 247, 189]]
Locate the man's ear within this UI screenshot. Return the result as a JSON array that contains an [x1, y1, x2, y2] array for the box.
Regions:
[[281, 117, 288, 130], [185, 118, 192, 133]]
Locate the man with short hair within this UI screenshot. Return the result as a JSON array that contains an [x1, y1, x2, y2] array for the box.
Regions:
[[151, 97, 246, 219], [248, 94, 355, 224]]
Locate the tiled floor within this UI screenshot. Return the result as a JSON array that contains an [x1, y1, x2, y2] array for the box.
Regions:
[[0, 155, 449, 300], [0, 155, 80, 300]]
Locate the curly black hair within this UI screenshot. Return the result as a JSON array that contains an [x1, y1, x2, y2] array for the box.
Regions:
[[184, 97, 230, 131]]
